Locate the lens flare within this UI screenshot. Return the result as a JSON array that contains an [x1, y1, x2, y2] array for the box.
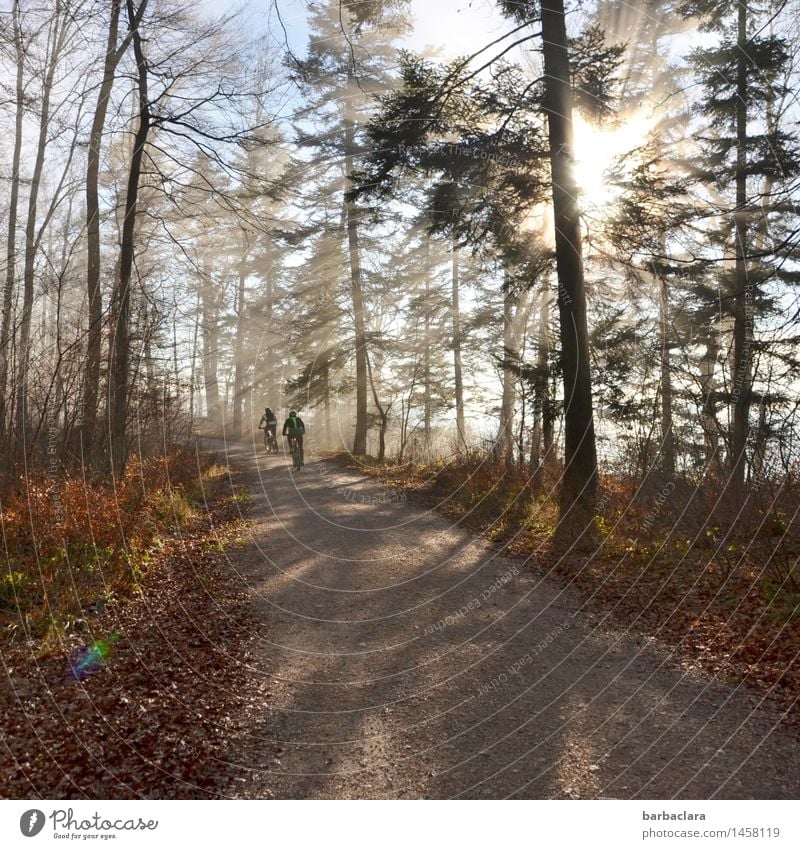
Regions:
[[68, 633, 119, 681]]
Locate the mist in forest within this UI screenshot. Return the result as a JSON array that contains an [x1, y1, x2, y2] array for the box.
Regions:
[[0, 0, 797, 503]]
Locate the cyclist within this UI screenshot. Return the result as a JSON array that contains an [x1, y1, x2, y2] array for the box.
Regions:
[[258, 406, 278, 453], [282, 410, 305, 467]]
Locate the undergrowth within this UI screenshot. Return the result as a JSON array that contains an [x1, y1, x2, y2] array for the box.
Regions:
[[0, 452, 232, 647]]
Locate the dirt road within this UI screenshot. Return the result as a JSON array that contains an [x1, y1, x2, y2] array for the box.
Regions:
[[211, 440, 799, 799]]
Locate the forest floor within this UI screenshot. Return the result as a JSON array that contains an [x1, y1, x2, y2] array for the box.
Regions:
[[0, 456, 254, 798], [3, 440, 798, 799]]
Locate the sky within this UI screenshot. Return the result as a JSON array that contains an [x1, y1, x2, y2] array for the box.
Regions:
[[196, 0, 513, 62], [401, 0, 509, 57]]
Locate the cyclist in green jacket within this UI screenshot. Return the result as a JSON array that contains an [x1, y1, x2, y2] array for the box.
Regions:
[[282, 411, 305, 466]]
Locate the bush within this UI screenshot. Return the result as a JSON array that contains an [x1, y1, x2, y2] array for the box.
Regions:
[[0, 452, 220, 642]]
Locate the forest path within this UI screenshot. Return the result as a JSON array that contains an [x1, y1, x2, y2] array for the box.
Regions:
[[211, 440, 799, 799]]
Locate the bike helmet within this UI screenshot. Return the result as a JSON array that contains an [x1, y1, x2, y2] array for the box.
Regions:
[[289, 410, 297, 417]]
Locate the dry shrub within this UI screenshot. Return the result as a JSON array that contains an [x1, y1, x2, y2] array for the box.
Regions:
[[0, 452, 220, 642]]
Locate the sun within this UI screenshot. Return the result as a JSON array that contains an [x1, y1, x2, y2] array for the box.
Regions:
[[571, 111, 653, 212]]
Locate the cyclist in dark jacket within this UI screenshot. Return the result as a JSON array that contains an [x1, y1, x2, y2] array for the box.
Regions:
[[259, 407, 278, 452], [282, 411, 305, 466]]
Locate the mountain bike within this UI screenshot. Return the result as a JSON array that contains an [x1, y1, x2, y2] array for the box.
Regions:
[[287, 435, 304, 471], [262, 426, 278, 454]]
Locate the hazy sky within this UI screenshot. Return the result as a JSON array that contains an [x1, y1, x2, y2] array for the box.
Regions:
[[402, 0, 508, 57], [221, 0, 512, 60]]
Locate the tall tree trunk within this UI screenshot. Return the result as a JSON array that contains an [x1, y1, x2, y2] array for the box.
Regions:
[[751, 396, 768, 486], [648, 15, 674, 480], [322, 351, 332, 450], [51, 204, 71, 455], [189, 289, 200, 428], [497, 271, 516, 461], [108, 0, 150, 474], [701, 336, 720, 472], [517, 368, 527, 466], [366, 349, 389, 463], [262, 242, 278, 411], [659, 270, 675, 478], [200, 263, 221, 424], [142, 303, 155, 390], [731, 0, 752, 493], [532, 284, 553, 473], [344, 81, 368, 455], [451, 243, 466, 449], [540, 0, 598, 516], [232, 233, 247, 438], [0, 0, 25, 450], [15, 1, 67, 456], [423, 237, 432, 443], [543, 383, 555, 463], [81, 0, 128, 463], [244, 386, 252, 439]]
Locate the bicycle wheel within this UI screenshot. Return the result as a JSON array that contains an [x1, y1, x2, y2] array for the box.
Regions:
[[292, 442, 302, 471]]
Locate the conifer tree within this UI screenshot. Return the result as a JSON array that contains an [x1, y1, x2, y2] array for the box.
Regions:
[[289, 0, 410, 455], [681, 0, 800, 491]]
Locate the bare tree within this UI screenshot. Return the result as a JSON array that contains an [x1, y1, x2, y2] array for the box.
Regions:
[[0, 0, 25, 448], [80, 0, 148, 463], [108, 0, 150, 473], [15, 0, 73, 456]]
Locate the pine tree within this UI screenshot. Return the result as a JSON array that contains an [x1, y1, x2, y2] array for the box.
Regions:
[[681, 0, 800, 492], [355, 1, 625, 514], [289, 0, 410, 456]]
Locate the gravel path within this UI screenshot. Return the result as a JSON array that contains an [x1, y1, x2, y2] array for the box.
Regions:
[[212, 440, 800, 799]]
